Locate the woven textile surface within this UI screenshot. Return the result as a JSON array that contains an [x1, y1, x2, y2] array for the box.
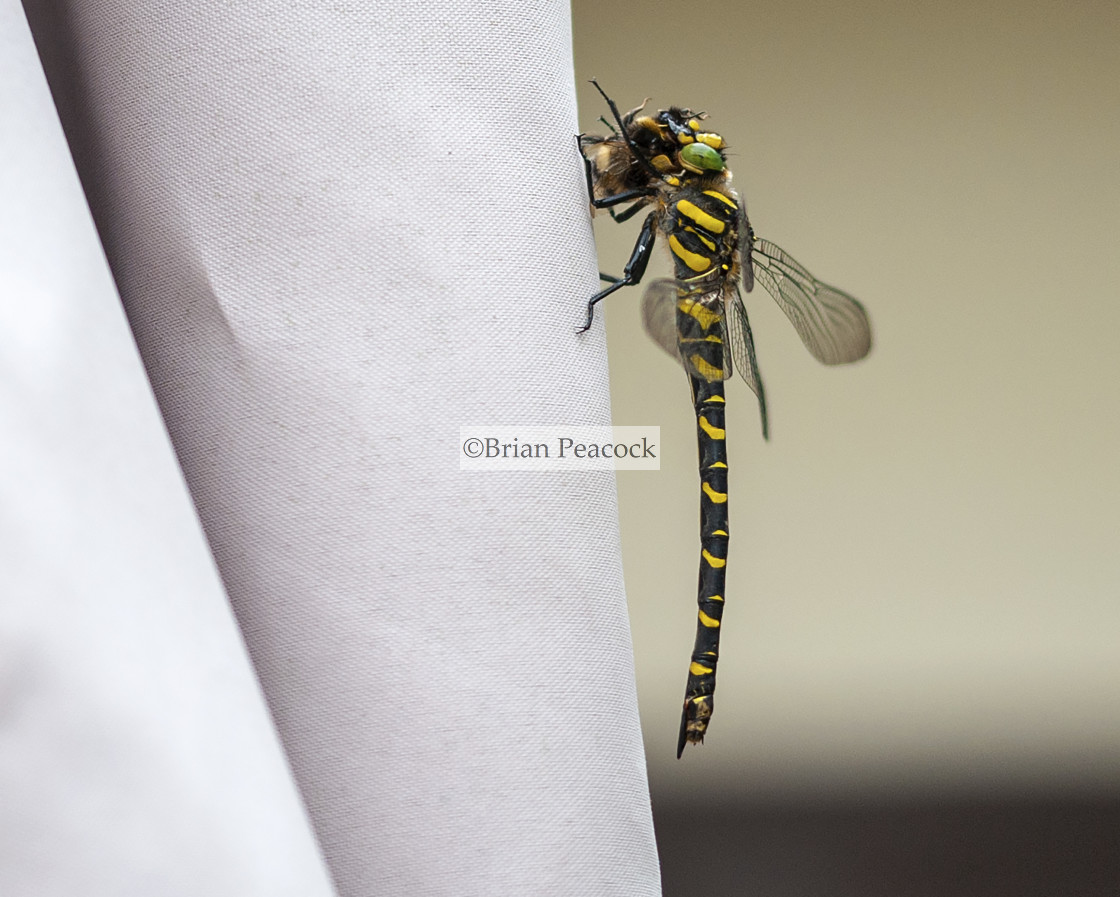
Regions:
[[15, 0, 660, 893], [1, 2, 334, 894]]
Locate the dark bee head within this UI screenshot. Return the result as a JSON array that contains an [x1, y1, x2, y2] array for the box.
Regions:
[[624, 104, 728, 177]]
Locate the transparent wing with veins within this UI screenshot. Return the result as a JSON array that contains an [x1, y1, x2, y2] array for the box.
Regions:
[[642, 279, 770, 437], [750, 238, 872, 365], [640, 280, 732, 380], [726, 287, 769, 439]]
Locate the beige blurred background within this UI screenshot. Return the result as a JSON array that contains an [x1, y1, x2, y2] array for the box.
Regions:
[[572, 0, 1120, 809]]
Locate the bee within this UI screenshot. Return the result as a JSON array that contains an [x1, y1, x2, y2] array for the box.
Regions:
[[578, 80, 872, 756]]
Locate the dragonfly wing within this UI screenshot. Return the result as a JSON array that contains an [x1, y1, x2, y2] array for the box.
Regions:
[[726, 287, 769, 439], [752, 238, 872, 365], [640, 278, 684, 364], [736, 201, 755, 293], [642, 280, 733, 383]]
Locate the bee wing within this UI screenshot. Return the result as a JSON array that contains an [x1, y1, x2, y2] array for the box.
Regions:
[[726, 287, 769, 440], [641, 280, 733, 382], [751, 238, 872, 365]]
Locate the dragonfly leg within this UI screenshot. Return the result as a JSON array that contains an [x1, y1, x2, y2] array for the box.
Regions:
[[579, 211, 658, 332], [609, 201, 648, 223]]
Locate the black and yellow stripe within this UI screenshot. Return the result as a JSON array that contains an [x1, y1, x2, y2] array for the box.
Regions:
[[665, 188, 738, 282], [676, 305, 730, 757], [665, 185, 739, 755], [580, 86, 872, 760]]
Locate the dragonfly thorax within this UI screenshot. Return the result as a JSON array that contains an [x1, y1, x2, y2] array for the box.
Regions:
[[663, 185, 741, 285]]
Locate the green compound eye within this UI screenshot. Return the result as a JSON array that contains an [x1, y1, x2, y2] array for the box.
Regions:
[[680, 143, 725, 172]]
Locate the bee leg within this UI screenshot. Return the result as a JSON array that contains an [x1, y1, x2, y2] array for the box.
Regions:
[[599, 272, 622, 283], [576, 136, 656, 209], [579, 211, 658, 333]]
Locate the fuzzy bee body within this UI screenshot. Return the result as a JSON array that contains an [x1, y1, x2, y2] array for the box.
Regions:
[[579, 82, 872, 757]]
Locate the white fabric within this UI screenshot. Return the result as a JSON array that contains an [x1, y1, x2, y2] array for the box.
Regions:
[[16, 0, 661, 894], [0, 3, 336, 895]]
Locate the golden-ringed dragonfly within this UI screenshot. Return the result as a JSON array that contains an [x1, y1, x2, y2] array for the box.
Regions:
[[578, 81, 872, 757]]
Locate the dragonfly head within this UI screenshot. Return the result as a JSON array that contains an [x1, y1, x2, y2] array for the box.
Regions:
[[656, 107, 727, 174]]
